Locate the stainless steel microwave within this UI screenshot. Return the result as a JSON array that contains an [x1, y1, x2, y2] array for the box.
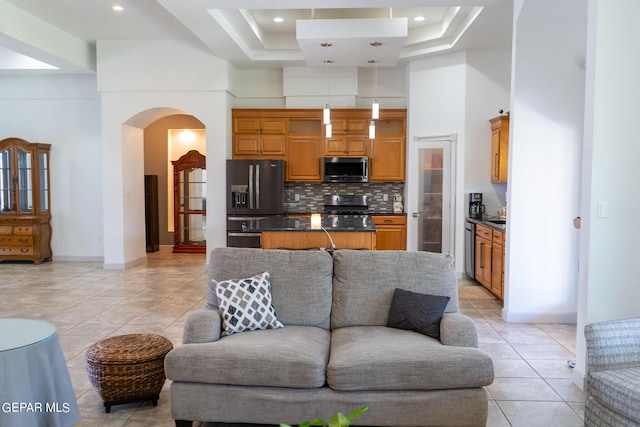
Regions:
[[323, 157, 368, 183]]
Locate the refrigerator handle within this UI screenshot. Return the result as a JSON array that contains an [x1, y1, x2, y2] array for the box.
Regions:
[[248, 165, 254, 210], [255, 164, 260, 210]]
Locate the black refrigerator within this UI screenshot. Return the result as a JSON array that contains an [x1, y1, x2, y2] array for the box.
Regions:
[[226, 159, 284, 248]]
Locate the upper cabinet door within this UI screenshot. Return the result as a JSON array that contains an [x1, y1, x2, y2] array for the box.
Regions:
[[490, 116, 509, 183], [17, 148, 33, 213]]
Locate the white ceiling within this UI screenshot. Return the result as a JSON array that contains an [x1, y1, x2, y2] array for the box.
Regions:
[[0, 0, 512, 73]]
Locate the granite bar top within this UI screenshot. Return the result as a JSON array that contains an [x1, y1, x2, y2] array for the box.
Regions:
[[244, 215, 376, 232]]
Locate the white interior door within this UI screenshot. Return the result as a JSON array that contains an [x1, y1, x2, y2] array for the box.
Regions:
[[407, 135, 456, 254]]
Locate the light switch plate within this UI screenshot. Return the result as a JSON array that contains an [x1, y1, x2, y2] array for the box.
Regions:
[[597, 201, 609, 218]]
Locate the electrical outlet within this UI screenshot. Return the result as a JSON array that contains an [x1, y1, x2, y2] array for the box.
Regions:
[[294, 194, 300, 202], [383, 194, 388, 201]]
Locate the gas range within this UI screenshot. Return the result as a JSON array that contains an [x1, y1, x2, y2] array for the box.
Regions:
[[323, 194, 369, 215]]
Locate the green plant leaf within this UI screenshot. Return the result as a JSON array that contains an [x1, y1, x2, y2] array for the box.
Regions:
[[347, 406, 368, 421], [328, 412, 350, 427]]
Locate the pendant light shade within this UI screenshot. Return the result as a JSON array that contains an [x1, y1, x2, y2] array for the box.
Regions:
[[370, 58, 380, 120], [372, 101, 380, 120], [323, 104, 331, 125], [325, 122, 332, 138], [369, 121, 376, 139]]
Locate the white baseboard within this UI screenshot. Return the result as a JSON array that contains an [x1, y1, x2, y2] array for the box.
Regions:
[[52, 255, 104, 262], [573, 367, 585, 391], [103, 255, 147, 270], [502, 308, 577, 324]]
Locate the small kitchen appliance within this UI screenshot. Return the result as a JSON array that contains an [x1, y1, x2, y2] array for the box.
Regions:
[[468, 193, 485, 220]]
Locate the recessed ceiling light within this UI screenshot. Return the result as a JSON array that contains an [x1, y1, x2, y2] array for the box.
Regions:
[[414, 16, 425, 22], [112, 4, 124, 12], [273, 17, 284, 23]]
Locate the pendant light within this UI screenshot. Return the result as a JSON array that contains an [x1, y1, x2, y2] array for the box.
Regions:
[[369, 42, 382, 120], [370, 59, 380, 120], [321, 43, 333, 132], [369, 120, 376, 139]]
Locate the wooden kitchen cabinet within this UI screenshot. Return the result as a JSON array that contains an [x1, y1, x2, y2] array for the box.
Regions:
[[323, 136, 367, 156], [475, 223, 505, 301], [231, 108, 406, 182], [489, 115, 509, 183], [369, 137, 405, 181], [233, 134, 286, 158], [372, 215, 407, 250], [233, 115, 287, 159], [234, 117, 286, 134], [491, 230, 505, 300], [331, 118, 368, 135], [286, 136, 322, 181], [474, 224, 492, 288], [0, 138, 52, 264]]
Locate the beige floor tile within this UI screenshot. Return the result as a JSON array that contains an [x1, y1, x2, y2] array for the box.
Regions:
[[527, 359, 575, 379], [497, 401, 584, 427], [492, 359, 540, 378], [487, 377, 563, 401]]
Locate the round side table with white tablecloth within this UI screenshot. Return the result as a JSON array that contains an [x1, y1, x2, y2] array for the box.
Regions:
[[0, 318, 81, 427]]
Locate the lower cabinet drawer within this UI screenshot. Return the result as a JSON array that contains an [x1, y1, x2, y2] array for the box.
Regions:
[[0, 246, 34, 256], [0, 235, 34, 246], [13, 226, 34, 235]]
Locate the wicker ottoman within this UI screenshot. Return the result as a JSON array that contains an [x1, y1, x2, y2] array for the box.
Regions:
[[86, 333, 173, 413]]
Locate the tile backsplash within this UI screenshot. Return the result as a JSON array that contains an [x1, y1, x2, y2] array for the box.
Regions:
[[284, 182, 405, 214]]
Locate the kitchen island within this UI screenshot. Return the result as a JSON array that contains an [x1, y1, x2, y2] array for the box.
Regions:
[[244, 215, 377, 250]]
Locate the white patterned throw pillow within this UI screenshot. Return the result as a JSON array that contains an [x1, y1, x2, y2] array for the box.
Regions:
[[214, 272, 283, 336]]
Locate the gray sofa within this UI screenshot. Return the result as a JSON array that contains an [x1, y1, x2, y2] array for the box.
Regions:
[[584, 317, 640, 426], [165, 248, 494, 427]]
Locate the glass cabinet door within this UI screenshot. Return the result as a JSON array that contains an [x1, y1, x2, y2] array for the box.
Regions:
[[177, 168, 207, 246], [0, 148, 12, 212], [17, 148, 33, 213], [39, 152, 49, 212]]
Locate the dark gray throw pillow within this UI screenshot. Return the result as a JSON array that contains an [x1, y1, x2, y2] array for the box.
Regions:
[[386, 288, 450, 340]]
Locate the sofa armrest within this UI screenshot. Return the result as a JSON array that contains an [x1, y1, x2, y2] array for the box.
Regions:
[[440, 313, 478, 348], [585, 317, 640, 374], [182, 309, 222, 344]]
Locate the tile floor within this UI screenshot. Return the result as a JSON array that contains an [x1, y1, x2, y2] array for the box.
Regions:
[[0, 250, 586, 426]]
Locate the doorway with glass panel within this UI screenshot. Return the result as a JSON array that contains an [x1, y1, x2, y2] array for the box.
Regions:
[[408, 135, 456, 255]]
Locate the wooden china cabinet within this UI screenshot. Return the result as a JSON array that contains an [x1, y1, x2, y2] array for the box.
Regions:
[[0, 137, 52, 264], [172, 150, 207, 253]]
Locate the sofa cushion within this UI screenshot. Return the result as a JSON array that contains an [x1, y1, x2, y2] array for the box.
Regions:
[[165, 326, 330, 389], [588, 367, 640, 424], [332, 250, 459, 329], [327, 326, 494, 391], [386, 288, 450, 340], [208, 248, 334, 330], [215, 271, 283, 336]]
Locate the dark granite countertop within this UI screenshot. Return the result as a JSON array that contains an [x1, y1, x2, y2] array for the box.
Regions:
[[244, 215, 376, 232], [467, 215, 506, 231]]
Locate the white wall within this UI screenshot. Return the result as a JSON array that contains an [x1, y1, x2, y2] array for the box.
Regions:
[[465, 50, 511, 216], [575, 0, 640, 388], [505, 0, 586, 322], [406, 49, 511, 275], [0, 74, 103, 261], [97, 39, 230, 268], [407, 52, 467, 272]]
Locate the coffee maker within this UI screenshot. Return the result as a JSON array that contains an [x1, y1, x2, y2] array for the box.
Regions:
[[468, 193, 485, 219]]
